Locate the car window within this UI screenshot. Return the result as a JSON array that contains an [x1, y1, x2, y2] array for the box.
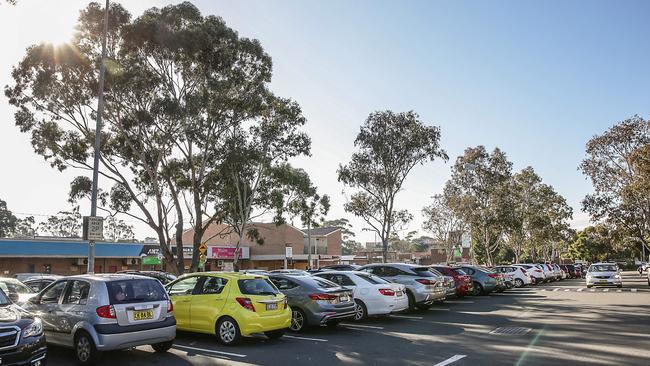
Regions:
[[411, 267, 436, 277], [462, 267, 475, 275], [381, 266, 401, 277], [311, 276, 340, 289], [62, 280, 90, 305], [270, 277, 300, 290], [453, 268, 467, 276], [356, 273, 390, 285], [168, 276, 200, 296], [199, 277, 228, 295], [363, 266, 381, 276], [238, 279, 280, 295], [589, 265, 617, 272], [107, 279, 167, 304], [428, 268, 444, 277], [0, 279, 33, 295], [40, 281, 67, 304]]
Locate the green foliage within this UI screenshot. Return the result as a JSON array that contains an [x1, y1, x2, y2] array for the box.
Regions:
[[38, 206, 82, 238], [0, 199, 18, 238], [338, 110, 447, 262], [422, 190, 465, 261], [320, 218, 362, 255]]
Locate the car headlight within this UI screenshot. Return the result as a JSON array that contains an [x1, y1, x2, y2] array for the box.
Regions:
[[22, 318, 43, 338], [614, 274, 621, 279]]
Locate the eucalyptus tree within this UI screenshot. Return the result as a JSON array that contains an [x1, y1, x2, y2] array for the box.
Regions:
[[338, 110, 447, 262], [6, 2, 291, 273], [422, 186, 465, 262]]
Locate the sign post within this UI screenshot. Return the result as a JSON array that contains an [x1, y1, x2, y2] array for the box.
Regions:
[[199, 243, 208, 271], [285, 246, 293, 269], [83, 216, 104, 274]]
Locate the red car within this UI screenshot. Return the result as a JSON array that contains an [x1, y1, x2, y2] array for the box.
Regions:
[[430, 265, 474, 297]]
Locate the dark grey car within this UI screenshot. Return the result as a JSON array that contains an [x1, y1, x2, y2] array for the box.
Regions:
[[457, 265, 500, 295], [268, 274, 355, 332]]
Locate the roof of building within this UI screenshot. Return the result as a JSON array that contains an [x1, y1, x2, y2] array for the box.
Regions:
[[303, 227, 341, 236], [0, 239, 144, 258]]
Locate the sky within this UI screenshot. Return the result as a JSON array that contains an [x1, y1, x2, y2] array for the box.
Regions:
[[0, 0, 649, 244]]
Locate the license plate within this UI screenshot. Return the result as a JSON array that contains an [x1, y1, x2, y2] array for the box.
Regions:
[[266, 303, 278, 310], [598, 280, 608, 284], [133, 310, 154, 321], [340, 295, 349, 302], [396, 291, 402, 297]]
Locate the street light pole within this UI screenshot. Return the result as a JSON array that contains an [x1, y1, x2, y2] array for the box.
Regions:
[[88, 0, 109, 274]]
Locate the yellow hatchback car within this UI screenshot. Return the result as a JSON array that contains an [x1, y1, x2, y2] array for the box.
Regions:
[[166, 272, 291, 345]]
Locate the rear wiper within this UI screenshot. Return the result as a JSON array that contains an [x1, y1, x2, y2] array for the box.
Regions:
[[258, 291, 277, 296]]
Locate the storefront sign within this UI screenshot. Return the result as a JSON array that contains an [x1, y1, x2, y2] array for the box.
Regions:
[[142, 256, 161, 265], [209, 246, 250, 260]]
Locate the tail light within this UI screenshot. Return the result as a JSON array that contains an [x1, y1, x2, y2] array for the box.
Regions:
[[309, 293, 338, 301], [379, 288, 395, 296], [535, 269, 542, 273], [167, 300, 173, 313], [96, 305, 116, 319], [283, 297, 288, 309], [487, 273, 499, 279], [520, 268, 527, 274], [236, 297, 256, 312], [415, 279, 436, 285]]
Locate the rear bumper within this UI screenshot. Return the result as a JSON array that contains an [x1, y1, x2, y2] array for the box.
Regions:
[[95, 323, 176, 351], [413, 289, 446, 304], [238, 308, 292, 336]]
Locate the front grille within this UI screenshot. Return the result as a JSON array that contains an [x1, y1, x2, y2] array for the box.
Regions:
[[595, 276, 610, 279], [0, 327, 20, 350]]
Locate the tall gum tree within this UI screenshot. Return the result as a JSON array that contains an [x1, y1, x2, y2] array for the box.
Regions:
[[338, 110, 447, 262]]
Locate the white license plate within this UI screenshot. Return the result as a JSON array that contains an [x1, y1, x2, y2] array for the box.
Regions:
[[396, 291, 403, 297], [266, 303, 278, 310], [340, 295, 349, 302]]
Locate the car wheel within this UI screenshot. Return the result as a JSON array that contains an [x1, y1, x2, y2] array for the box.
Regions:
[[406, 290, 416, 311], [290, 307, 307, 332], [353, 300, 367, 321], [216, 317, 242, 346], [587, 285, 592, 288], [151, 340, 173, 353], [514, 279, 524, 288], [617, 285, 622, 288], [264, 330, 286, 340], [472, 282, 483, 296], [74, 331, 99, 365]]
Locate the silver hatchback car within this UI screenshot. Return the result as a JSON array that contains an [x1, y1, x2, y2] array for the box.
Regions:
[[25, 274, 175, 365]]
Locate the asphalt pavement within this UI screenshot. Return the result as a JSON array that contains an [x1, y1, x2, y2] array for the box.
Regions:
[[47, 271, 650, 366]]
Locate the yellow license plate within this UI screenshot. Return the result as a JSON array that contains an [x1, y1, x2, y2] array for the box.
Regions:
[[133, 310, 154, 320]]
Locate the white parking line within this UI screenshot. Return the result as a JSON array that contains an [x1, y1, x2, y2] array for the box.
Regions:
[[390, 314, 424, 320], [616, 289, 622, 292], [553, 288, 560, 292], [631, 288, 638, 292], [446, 300, 475, 304], [429, 308, 451, 311], [603, 289, 609, 292], [434, 354, 467, 366], [283, 335, 328, 342], [564, 289, 570, 292], [173, 344, 247, 358], [541, 289, 547, 291], [577, 288, 584, 292], [342, 323, 385, 330], [589, 289, 596, 292]]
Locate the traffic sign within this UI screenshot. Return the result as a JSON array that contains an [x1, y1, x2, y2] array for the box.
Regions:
[[82, 216, 104, 241], [285, 246, 293, 258], [199, 243, 208, 254]]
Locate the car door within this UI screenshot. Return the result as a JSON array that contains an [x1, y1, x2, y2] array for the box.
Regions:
[[58, 280, 91, 347], [167, 276, 200, 330], [189, 276, 230, 333], [34, 280, 69, 345]]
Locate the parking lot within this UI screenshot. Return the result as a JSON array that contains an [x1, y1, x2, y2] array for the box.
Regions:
[[45, 272, 650, 366]]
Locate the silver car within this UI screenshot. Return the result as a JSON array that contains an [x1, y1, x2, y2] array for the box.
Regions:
[[358, 263, 446, 310], [25, 274, 175, 364], [586, 263, 622, 288]]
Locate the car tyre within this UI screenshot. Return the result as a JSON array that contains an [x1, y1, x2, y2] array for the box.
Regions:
[[216, 317, 242, 346], [74, 331, 100, 366], [617, 284, 622, 288], [151, 340, 173, 353], [264, 330, 285, 340], [472, 282, 483, 296], [587, 285, 592, 288], [290, 307, 308, 332], [514, 279, 524, 288], [353, 299, 367, 321], [406, 290, 416, 311], [415, 303, 431, 311]]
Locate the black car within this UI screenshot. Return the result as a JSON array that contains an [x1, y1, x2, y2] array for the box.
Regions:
[[116, 270, 177, 284], [0, 289, 47, 366]]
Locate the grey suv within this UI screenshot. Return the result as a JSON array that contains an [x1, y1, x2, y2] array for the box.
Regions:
[[358, 263, 446, 311], [25, 274, 175, 365]]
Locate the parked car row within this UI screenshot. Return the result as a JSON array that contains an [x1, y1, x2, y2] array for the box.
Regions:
[[0, 261, 589, 365]]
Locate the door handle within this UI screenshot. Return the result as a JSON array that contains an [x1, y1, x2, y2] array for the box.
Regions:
[[215, 298, 223, 301], [177, 300, 190, 303]]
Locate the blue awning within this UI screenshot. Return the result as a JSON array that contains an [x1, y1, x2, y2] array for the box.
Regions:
[[0, 239, 144, 258]]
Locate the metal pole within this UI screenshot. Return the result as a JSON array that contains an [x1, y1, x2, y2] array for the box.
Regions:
[[88, 0, 109, 275], [307, 220, 312, 269]]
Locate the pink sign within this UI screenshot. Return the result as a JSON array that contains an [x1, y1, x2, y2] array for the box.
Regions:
[[209, 246, 250, 259]]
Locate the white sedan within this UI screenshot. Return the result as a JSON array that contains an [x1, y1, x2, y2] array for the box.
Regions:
[[315, 270, 409, 321], [496, 265, 532, 287]]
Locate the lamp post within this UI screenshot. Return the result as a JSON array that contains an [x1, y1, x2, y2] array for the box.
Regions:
[[88, 0, 109, 274]]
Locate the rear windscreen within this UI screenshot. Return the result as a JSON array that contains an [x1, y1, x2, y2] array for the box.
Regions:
[[107, 279, 167, 305], [453, 269, 467, 276], [357, 273, 390, 285], [311, 276, 340, 289], [238, 279, 280, 296], [411, 267, 436, 277]]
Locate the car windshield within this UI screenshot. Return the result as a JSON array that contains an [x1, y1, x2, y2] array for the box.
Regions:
[[238, 279, 280, 296], [107, 279, 167, 304], [0, 279, 34, 294], [311, 276, 340, 289], [0, 290, 9, 306], [356, 273, 390, 285], [411, 267, 437, 277], [589, 265, 617, 272]]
